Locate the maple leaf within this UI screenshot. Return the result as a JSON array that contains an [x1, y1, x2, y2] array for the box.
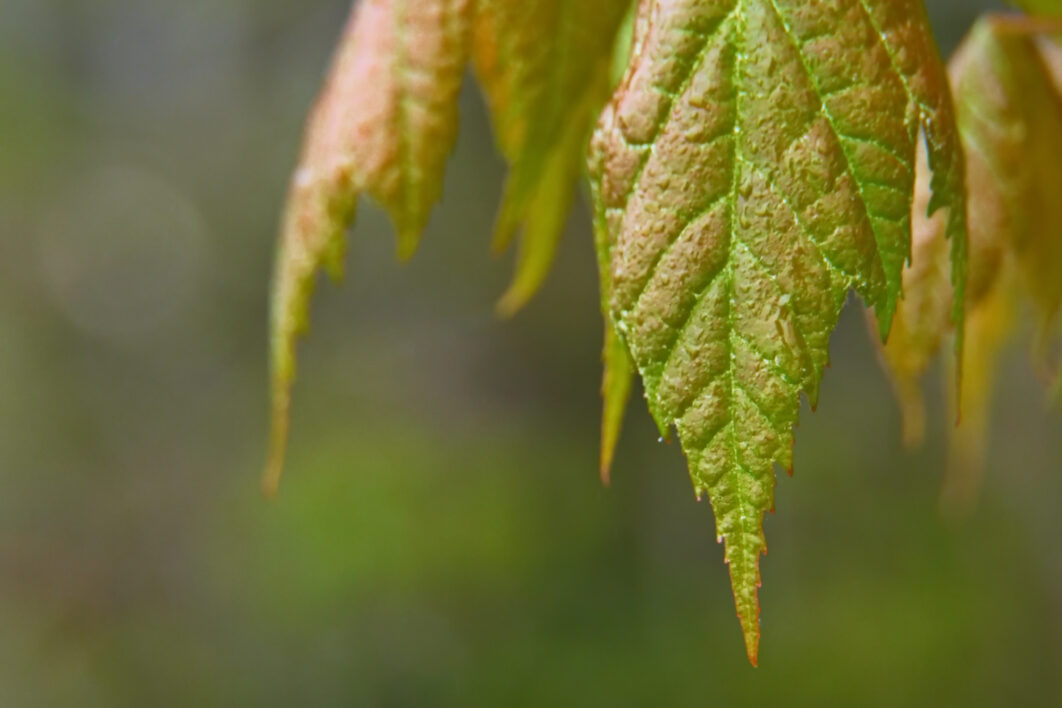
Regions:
[[589, 0, 966, 664], [472, 0, 632, 315], [265, 0, 472, 495], [876, 14, 1062, 507]]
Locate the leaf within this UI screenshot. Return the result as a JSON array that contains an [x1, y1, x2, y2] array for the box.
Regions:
[[945, 17, 1062, 497], [267, 0, 642, 492], [589, 0, 966, 664], [955, 18, 1062, 339], [265, 0, 472, 495], [875, 15, 1062, 506], [472, 0, 632, 314]]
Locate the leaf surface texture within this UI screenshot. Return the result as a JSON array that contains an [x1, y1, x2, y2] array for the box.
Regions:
[[589, 0, 966, 663]]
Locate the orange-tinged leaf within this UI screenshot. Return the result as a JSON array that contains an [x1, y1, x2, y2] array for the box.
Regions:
[[946, 17, 1062, 503], [954, 18, 1062, 339], [266, 0, 471, 494], [876, 14, 1062, 508], [589, 0, 966, 665]]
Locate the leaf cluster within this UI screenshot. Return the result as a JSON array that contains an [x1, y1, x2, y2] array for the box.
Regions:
[[266, 0, 632, 495], [267, 0, 1062, 665]]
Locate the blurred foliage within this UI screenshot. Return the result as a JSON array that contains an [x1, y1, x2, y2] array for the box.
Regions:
[[0, 0, 1060, 705]]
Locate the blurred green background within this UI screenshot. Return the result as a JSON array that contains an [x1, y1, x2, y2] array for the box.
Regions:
[[1, 0, 1060, 705]]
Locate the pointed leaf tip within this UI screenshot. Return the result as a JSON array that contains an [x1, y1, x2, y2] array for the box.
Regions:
[[265, 174, 354, 495], [395, 227, 422, 264], [263, 381, 291, 498], [727, 540, 762, 667], [745, 634, 760, 668], [492, 142, 577, 317], [599, 321, 634, 486]]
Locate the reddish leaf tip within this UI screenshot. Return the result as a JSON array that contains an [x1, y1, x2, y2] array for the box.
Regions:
[[494, 286, 528, 320], [598, 418, 618, 488], [739, 609, 761, 667], [262, 385, 290, 498], [599, 466, 613, 488], [599, 447, 615, 488], [735, 593, 761, 666]]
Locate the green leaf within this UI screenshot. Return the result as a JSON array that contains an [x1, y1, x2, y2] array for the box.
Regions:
[[589, 0, 965, 664], [472, 0, 632, 314], [266, 0, 472, 495]]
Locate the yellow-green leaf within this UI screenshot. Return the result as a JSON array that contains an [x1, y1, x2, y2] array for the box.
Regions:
[[266, 0, 472, 495], [472, 0, 632, 314], [589, 0, 966, 664]]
